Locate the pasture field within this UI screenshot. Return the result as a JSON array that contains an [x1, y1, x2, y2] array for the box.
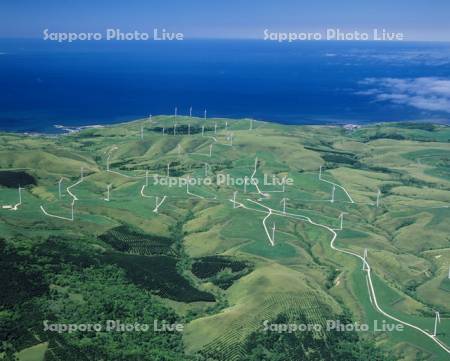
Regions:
[[1, 117, 449, 360]]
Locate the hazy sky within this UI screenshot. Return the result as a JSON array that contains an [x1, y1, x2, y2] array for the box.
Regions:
[[1, 0, 450, 41]]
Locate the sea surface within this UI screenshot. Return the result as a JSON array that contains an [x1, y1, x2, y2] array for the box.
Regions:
[[0, 39, 449, 132]]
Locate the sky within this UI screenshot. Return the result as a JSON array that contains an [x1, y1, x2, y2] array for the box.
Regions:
[[1, 0, 450, 41]]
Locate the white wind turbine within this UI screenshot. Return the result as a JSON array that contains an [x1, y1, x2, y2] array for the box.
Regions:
[[233, 191, 238, 209], [57, 177, 68, 200], [106, 145, 118, 171], [281, 197, 289, 215], [433, 311, 441, 337], [104, 184, 112, 201], [339, 212, 347, 230], [330, 185, 336, 203], [362, 248, 369, 271]]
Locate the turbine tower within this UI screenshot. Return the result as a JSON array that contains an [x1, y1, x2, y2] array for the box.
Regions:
[[105, 184, 111, 201], [339, 212, 346, 230], [106, 145, 118, 171], [186, 175, 191, 194], [331, 185, 336, 203], [433, 311, 441, 337], [58, 178, 63, 199], [281, 198, 288, 215], [362, 248, 369, 271]]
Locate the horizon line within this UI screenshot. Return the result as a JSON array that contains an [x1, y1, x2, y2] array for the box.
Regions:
[[1, 36, 450, 43]]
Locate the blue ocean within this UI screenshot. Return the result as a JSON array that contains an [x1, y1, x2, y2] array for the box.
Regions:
[[0, 39, 449, 132]]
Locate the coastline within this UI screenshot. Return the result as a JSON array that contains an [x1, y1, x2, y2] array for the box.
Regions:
[[0, 115, 448, 135]]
